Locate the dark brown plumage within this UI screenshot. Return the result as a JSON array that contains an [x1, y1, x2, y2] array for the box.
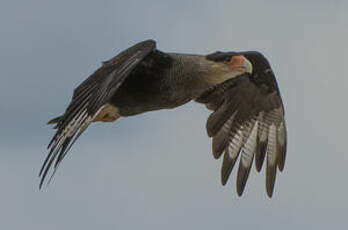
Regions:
[[41, 40, 287, 197]]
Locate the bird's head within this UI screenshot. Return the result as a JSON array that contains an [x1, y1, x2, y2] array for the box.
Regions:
[[206, 51, 253, 76], [206, 51, 277, 85]]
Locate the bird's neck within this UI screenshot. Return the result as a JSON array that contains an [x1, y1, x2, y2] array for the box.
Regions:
[[167, 53, 234, 99]]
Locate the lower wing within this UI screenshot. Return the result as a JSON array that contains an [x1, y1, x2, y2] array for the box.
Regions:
[[196, 73, 287, 197], [40, 40, 156, 188]]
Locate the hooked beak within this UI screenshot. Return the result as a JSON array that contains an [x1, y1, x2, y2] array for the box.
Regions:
[[228, 56, 253, 74]]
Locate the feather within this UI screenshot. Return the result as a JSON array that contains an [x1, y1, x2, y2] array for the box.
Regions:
[[47, 116, 62, 125], [206, 98, 241, 137], [212, 111, 237, 159], [40, 40, 156, 188], [221, 119, 254, 186], [221, 128, 243, 185], [237, 120, 258, 196], [277, 121, 287, 171], [199, 51, 287, 196], [255, 112, 268, 172], [266, 124, 277, 197]]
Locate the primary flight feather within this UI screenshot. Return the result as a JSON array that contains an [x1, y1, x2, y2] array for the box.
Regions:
[[41, 40, 287, 197]]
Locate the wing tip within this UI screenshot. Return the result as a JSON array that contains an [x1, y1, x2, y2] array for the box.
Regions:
[[277, 159, 285, 172], [266, 188, 274, 198], [255, 141, 267, 172], [236, 163, 253, 197], [47, 116, 62, 125], [220, 153, 238, 186], [266, 165, 277, 198], [277, 144, 287, 172], [212, 139, 225, 159], [221, 158, 232, 186]]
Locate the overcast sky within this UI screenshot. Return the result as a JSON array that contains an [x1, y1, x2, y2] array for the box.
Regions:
[[1, 0, 347, 229]]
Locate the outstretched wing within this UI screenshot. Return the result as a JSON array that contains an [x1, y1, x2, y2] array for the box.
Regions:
[[40, 40, 156, 188], [196, 69, 286, 197]]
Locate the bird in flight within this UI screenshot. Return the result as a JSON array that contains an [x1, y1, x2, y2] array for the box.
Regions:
[[41, 40, 287, 197]]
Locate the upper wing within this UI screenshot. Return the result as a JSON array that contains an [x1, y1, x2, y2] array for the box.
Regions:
[[196, 71, 287, 197], [40, 40, 156, 188]]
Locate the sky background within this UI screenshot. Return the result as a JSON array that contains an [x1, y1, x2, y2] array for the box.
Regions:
[[1, 0, 347, 229]]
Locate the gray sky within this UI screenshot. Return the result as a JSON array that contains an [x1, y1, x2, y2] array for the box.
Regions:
[[1, 0, 347, 229]]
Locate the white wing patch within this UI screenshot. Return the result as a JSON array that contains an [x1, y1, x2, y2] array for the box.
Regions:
[[217, 106, 285, 196], [278, 121, 286, 145], [241, 121, 258, 168], [228, 129, 244, 160], [267, 124, 277, 165]]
